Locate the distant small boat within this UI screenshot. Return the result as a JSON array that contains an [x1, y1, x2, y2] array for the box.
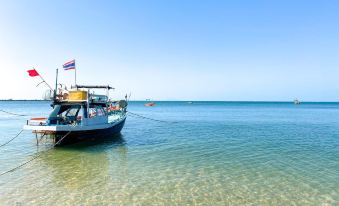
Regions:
[[187, 101, 193, 104], [145, 102, 156, 107], [294, 99, 301, 105]]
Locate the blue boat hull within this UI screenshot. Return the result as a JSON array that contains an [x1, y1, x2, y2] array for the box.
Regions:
[[54, 118, 126, 145]]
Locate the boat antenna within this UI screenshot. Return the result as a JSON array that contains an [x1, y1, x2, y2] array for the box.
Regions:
[[127, 92, 131, 102], [54, 68, 58, 101]]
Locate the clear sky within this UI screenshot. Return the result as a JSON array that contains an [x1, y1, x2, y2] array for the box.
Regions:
[[0, 0, 338, 101]]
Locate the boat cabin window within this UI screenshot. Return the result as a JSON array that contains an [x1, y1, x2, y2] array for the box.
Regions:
[[96, 106, 106, 116], [48, 104, 84, 124], [89, 105, 106, 118], [59, 105, 81, 119]]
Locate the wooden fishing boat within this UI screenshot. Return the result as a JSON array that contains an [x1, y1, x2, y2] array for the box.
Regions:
[[23, 85, 127, 145]]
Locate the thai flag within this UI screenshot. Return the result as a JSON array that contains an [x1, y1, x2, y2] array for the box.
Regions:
[[63, 59, 75, 70]]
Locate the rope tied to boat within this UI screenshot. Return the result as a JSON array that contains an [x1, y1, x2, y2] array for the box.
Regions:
[[0, 109, 28, 117], [0, 131, 72, 177], [0, 129, 24, 148], [127, 111, 178, 123]]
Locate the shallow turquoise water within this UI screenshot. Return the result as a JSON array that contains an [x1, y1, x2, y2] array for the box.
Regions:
[[0, 101, 338, 205]]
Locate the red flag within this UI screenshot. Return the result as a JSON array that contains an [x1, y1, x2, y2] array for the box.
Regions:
[[27, 69, 39, 77]]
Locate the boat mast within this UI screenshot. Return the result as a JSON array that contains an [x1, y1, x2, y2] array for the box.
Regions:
[[54, 68, 58, 100]]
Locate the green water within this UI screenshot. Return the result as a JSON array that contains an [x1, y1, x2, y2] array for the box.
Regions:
[[0, 101, 338, 205]]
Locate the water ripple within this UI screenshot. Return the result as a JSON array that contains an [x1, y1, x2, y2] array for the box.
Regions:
[[0, 101, 338, 205]]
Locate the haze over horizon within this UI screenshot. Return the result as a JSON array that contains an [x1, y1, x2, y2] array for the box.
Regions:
[[1, 0, 339, 101]]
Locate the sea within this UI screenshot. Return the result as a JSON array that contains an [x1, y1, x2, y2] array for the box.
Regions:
[[0, 101, 338, 205]]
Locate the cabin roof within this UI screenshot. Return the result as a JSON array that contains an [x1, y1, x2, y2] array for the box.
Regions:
[[71, 85, 114, 90]]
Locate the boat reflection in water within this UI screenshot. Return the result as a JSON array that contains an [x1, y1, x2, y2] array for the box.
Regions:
[[38, 134, 128, 190]]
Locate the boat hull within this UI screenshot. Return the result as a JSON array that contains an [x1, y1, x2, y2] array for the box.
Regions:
[[54, 118, 126, 145]]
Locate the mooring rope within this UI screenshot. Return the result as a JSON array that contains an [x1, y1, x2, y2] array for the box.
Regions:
[[0, 131, 71, 176], [127, 111, 178, 123], [0, 129, 24, 148], [0, 109, 28, 117]]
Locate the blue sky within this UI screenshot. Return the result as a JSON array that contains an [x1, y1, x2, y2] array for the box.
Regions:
[[0, 0, 339, 101]]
